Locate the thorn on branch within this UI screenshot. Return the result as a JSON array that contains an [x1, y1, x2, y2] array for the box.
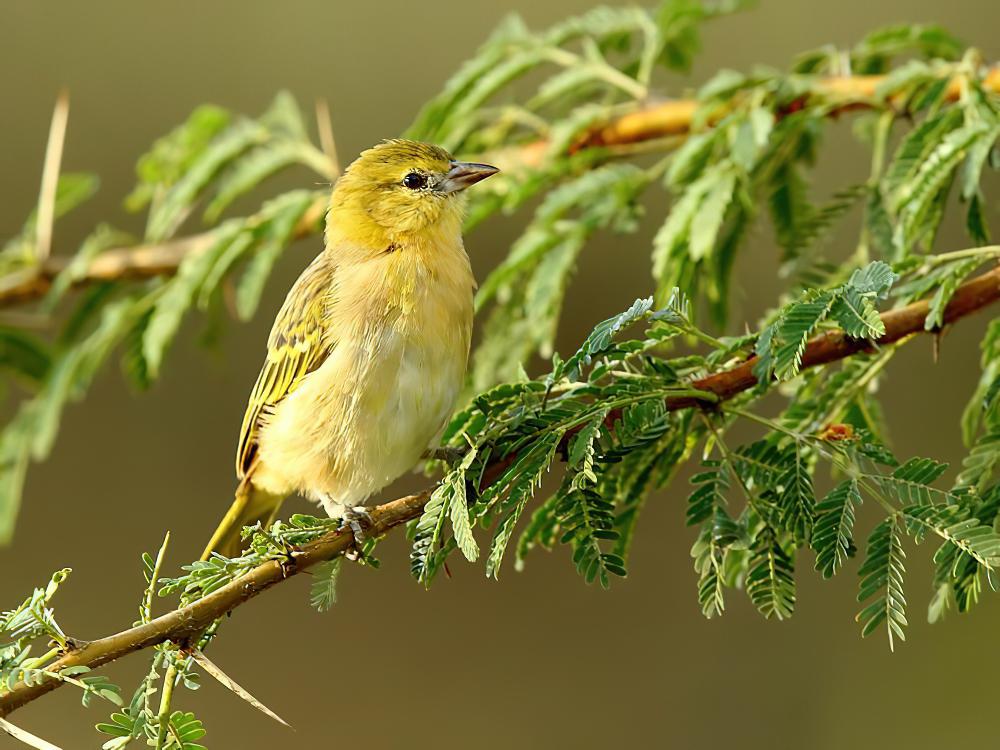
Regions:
[[188, 648, 290, 728], [35, 90, 70, 265], [0, 717, 63, 750], [932, 328, 945, 363]]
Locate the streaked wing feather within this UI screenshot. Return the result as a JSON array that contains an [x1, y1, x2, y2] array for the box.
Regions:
[[236, 252, 337, 477]]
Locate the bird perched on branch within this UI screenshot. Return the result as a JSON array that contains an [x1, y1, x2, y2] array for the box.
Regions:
[[202, 140, 498, 558]]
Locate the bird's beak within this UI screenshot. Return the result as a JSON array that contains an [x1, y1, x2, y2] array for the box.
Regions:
[[437, 161, 500, 193]]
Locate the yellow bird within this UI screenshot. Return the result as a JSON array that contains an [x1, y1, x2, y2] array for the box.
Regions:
[[202, 140, 498, 559]]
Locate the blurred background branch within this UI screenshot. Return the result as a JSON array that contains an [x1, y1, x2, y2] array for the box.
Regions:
[[0, 198, 327, 307], [4, 67, 998, 308]]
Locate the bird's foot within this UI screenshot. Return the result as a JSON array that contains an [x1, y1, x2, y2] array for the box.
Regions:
[[342, 506, 372, 561]]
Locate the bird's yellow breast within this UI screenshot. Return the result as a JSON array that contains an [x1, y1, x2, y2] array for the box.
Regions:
[[251, 225, 474, 508]]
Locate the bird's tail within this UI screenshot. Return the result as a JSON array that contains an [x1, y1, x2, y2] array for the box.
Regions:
[[201, 477, 286, 561]]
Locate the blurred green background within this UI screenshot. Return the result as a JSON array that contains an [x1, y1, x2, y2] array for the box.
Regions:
[[2, 0, 999, 747]]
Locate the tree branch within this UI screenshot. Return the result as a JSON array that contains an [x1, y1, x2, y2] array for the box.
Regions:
[[4, 67, 997, 308], [490, 66, 1000, 168], [0, 195, 328, 307], [0, 491, 429, 717], [0, 262, 997, 719]]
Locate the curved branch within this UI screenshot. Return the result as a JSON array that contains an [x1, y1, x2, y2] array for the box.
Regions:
[[675, 263, 1000, 408], [0, 491, 430, 717], [4, 67, 998, 308], [0, 263, 998, 718]]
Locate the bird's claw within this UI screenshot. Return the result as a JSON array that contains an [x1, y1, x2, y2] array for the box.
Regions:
[[343, 506, 372, 561]]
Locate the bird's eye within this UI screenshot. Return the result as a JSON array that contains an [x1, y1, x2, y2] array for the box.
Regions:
[[402, 172, 428, 190]]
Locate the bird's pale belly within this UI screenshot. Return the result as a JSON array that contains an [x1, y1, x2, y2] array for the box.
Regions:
[[251, 321, 467, 514]]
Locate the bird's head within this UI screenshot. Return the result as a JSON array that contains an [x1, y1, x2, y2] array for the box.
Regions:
[[326, 139, 498, 248]]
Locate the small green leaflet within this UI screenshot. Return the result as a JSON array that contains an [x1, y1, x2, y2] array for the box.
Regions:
[[813, 479, 862, 578], [485, 433, 561, 579], [553, 296, 653, 384], [746, 527, 795, 620], [309, 558, 342, 613], [755, 261, 897, 382], [857, 515, 908, 651], [449, 447, 481, 563]]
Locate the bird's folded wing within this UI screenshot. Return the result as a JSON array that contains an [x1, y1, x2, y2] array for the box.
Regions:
[[236, 253, 337, 478]]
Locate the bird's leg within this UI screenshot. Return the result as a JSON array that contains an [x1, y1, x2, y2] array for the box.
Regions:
[[343, 506, 372, 547], [322, 497, 373, 561], [342, 506, 373, 562]]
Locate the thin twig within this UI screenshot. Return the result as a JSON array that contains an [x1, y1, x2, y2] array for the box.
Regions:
[[0, 263, 997, 719], [154, 662, 177, 749], [140, 532, 170, 626]]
